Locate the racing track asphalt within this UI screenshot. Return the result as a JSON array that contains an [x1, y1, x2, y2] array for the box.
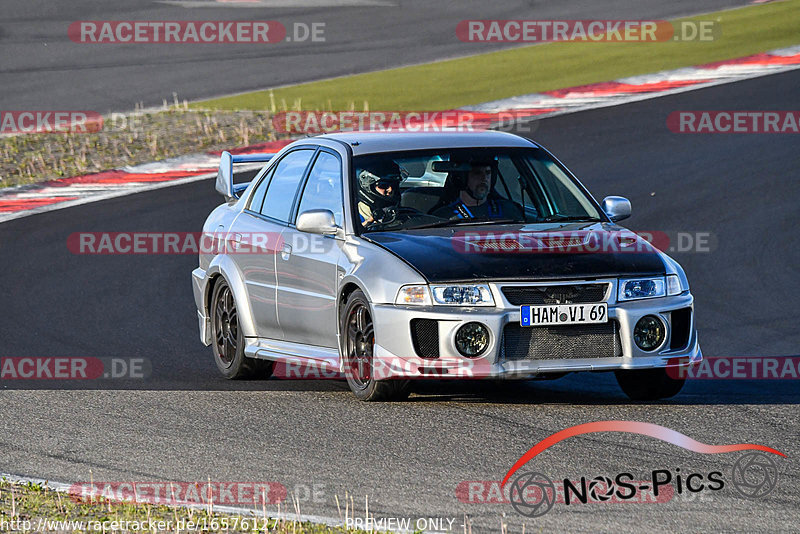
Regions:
[[1, 0, 753, 112], [0, 71, 798, 532]]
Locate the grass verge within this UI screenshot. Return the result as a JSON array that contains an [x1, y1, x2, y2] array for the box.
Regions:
[[196, 0, 800, 111], [0, 106, 281, 189], [0, 479, 366, 534]]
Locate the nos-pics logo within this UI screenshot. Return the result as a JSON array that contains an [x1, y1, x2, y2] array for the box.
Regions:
[[502, 421, 784, 518]]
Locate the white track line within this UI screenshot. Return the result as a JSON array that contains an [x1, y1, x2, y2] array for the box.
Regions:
[[0, 172, 215, 225], [484, 63, 800, 128], [0, 163, 266, 225]]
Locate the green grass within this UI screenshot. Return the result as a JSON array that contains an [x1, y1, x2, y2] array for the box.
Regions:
[[196, 0, 800, 111], [0, 479, 371, 534]]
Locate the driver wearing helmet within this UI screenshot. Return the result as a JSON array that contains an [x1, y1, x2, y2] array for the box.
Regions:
[[357, 160, 404, 227]]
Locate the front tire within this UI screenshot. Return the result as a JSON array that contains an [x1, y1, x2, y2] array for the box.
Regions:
[[615, 367, 685, 401], [340, 290, 409, 401], [211, 279, 273, 379]]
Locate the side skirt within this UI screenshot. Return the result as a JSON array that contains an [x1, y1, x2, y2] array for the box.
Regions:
[[244, 337, 340, 371]]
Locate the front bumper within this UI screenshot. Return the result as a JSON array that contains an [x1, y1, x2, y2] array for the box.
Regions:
[[370, 281, 701, 380]]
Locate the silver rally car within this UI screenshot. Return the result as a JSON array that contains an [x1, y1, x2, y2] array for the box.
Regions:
[[192, 131, 701, 401]]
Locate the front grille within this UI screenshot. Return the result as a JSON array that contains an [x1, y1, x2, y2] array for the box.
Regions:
[[501, 284, 608, 306], [502, 321, 622, 361], [669, 308, 692, 350], [410, 319, 439, 359]]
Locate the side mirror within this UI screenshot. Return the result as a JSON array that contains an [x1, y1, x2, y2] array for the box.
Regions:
[[602, 196, 631, 222], [296, 209, 339, 235]]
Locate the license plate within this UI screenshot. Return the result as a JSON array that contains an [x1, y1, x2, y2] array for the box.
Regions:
[[521, 303, 608, 326]]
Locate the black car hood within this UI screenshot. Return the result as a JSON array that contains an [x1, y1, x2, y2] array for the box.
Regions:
[[363, 223, 666, 282]]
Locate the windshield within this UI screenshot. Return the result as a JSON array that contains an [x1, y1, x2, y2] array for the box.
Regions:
[[352, 147, 604, 232]]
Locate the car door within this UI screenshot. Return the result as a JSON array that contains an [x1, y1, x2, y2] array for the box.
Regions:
[[231, 148, 316, 340], [276, 149, 344, 348]]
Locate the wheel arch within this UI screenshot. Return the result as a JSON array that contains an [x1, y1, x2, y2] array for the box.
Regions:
[[339, 281, 365, 307], [336, 279, 372, 369], [205, 256, 258, 338]]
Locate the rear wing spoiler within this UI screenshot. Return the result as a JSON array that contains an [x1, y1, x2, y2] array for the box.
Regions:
[[215, 151, 275, 200]]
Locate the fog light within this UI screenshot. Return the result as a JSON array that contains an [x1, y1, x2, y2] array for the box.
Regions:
[[455, 322, 490, 357], [634, 315, 665, 351]]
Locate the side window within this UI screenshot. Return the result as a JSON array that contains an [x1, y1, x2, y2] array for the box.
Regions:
[[260, 149, 315, 222], [296, 151, 344, 227], [247, 166, 275, 213]]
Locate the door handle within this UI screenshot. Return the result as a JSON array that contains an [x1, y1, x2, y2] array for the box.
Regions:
[[281, 243, 292, 261]]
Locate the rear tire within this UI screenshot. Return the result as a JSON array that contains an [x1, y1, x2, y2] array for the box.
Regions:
[[340, 289, 409, 401], [615, 368, 685, 401], [211, 279, 273, 379]]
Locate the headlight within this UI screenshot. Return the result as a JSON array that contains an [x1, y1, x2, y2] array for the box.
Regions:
[[395, 285, 431, 306], [430, 284, 495, 306], [618, 277, 665, 301], [666, 274, 682, 296]]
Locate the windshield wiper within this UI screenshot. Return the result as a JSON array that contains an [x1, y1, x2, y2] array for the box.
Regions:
[[540, 214, 602, 223], [406, 217, 521, 230]]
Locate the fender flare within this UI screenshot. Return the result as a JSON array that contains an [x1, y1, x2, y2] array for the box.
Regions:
[[336, 276, 373, 371], [206, 255, 258, 339]]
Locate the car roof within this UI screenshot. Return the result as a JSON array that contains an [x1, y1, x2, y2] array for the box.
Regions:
[[311, 130, 538, 155]]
